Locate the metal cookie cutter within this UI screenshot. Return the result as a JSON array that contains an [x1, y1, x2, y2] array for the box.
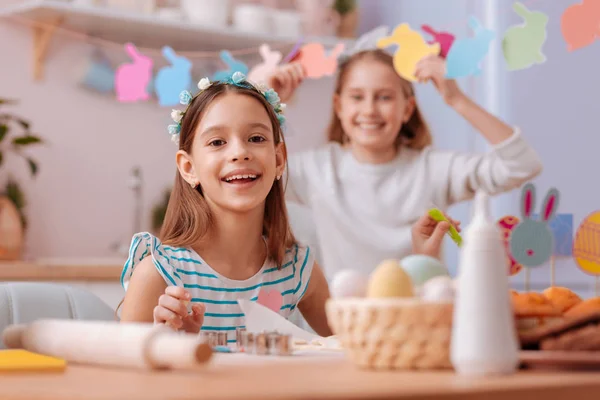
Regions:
[[201, 332, 229, 348], [239, 331, 292, 356]]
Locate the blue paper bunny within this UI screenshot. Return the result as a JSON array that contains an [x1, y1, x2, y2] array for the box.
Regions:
[[509, 183, 560, 267], [445, 16, 495, 79], [212, 50, 249, 82], [154, 46, 193, 107]]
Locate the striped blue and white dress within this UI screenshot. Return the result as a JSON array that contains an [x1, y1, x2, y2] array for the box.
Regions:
[[121, 232, 314, 343]]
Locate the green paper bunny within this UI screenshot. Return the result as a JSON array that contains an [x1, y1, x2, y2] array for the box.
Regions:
[[502, 2, 549, 71]]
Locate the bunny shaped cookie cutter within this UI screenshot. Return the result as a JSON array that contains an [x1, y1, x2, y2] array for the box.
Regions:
[[509, 183, 560, 267]]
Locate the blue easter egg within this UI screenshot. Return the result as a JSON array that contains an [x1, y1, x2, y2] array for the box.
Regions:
[[399, 255, 449, 287]]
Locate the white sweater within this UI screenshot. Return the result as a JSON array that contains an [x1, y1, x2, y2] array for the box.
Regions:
[[284, 128, 543, 280]]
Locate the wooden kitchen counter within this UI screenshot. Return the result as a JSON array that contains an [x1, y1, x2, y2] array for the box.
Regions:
[[0, 260, 122, 282], [0, 357, 599, 400]]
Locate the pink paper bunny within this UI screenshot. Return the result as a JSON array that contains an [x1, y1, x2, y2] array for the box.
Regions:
[[115, 43, 153, 102], [248, 44, 282, 85], [297, 42, 345, 78]]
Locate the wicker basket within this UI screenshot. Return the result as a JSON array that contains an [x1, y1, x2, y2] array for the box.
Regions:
[[326, 297, 454, 370]]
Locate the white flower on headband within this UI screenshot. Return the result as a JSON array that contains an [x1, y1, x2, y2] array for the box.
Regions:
[[198, 77, 211, 90], [280, 103, 287, 110], [171, 133, 180, 146], [171, 109, 183, 123]]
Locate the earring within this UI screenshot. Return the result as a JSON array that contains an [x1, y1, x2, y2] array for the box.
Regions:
[[276, 175, 281, 181], [190, 180, 199, 189]]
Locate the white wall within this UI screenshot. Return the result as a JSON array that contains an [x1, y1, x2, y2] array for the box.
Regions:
[[0, 19, 333, 260]]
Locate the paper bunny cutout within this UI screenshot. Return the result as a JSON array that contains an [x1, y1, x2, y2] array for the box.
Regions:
[[296, 42, 345, 78], [509, 183, 560, 267], [154, 46, 193, 107], [377, 23, 440, 82], [248, 44, 282, 85], [502, 2, 549, 71], [421, 24, 455, 58], [445, 16, 495, 79], [115, 43, 153, 102], [212, 50, 249, 82], [561, 0, 600, 52]]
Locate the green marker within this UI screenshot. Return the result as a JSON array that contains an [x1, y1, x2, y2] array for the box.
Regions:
[[428, 208, 463, 247]]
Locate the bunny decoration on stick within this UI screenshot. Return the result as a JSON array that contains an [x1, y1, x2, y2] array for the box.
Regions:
[[509, 183, 560, 290]]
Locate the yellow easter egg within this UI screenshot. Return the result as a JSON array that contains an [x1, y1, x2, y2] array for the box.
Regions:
[[367, 259, 414, 298]]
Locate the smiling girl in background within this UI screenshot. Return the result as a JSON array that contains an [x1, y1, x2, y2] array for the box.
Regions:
[[267, 50, 543, 280]]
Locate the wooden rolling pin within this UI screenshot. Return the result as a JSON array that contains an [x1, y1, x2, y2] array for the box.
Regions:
[[3, 319, 212, 370]]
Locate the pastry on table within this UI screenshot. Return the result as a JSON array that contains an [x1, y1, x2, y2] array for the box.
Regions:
[[519, 310, 600, 351], [511, 291, 563, 333], [543, 286, 582, 314], [564, 297, 600, 319]]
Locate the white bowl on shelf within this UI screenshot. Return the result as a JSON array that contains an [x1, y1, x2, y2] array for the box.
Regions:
[[232, 3, 272, 35], [181, 0, 230, 27], [270, 8, 301, 38]]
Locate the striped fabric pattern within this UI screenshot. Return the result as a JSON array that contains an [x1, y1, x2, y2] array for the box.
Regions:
[[121, 232, 314, 343]]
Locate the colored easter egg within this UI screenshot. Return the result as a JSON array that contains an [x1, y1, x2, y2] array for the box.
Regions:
[[573, 210, 600, 276], [330, 269, 368, 298], [497, 215, 523, 276], [399, 254, 449, 287], [367, 260, 414, 298], [421, 276, 455, 302]]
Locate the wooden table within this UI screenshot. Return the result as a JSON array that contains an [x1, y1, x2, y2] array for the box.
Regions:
[[0, 260, 121, 282], [1, 355, 600, 400]]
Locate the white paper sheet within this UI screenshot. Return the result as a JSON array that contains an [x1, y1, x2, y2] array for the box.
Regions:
[[237, 299, 320, 342]]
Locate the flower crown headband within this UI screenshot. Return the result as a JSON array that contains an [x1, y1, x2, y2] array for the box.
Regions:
[[168, 71, 286, 146]]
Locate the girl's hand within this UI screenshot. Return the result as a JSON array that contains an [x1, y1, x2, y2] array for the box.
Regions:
[[266, 62, 305, 103], [153, 286, 205, 334], [411, 211, 461, 258], [414, 55, 465, 106]]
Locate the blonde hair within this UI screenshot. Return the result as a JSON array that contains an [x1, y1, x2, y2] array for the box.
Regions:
[[161, 82, 297, 268], [327, 49, 432, 150]]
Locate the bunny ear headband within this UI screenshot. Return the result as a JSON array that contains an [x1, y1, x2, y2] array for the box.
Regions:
[[167, 71, 286, 146], [337, 25, 392, 64]]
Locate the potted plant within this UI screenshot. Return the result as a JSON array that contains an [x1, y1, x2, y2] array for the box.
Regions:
[[0, 98, 43, 260], [333, 0, 358, 38]]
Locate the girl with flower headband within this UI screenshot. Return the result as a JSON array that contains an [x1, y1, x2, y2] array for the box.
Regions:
[[265, 49, 543, 281], [118, 71, 454, 336]]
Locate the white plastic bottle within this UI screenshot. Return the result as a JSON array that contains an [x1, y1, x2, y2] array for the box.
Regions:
[[450, 191, 519, 376]]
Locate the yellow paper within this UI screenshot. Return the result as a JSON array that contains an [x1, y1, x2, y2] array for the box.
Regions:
[[0, 349, 66, 372], [377, 23, 440, 81]]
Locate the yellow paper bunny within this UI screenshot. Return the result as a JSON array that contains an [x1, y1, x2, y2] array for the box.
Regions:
[[377, 24, 441, 82]]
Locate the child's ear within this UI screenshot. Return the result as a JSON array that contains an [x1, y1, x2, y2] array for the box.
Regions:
[[275, 142, 286, 179], [176, 150, 199, 187], [403, 96, 416, 123]]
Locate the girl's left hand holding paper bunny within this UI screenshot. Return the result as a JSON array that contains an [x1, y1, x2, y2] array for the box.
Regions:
[[414, 55, 465, 106]]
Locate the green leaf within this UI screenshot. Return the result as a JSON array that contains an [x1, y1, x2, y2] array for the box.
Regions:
[[12, 135, 42, 146], [0, 125, 7, 142], [0, 99, 17, 105], [27, 158, 38, 177], [5, 180, 25, 210], [17, 119, 30, 130]]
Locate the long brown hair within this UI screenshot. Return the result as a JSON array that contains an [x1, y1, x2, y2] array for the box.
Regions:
[[160, 82, 296, 268], [327, 49, 432, 150]]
